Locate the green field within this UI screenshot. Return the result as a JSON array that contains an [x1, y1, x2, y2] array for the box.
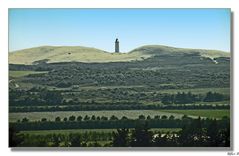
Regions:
[[9, 109, 230, 122], [9, 110, 187, 122], [161, 109, 230, 119], [9, 71, 48, 78]]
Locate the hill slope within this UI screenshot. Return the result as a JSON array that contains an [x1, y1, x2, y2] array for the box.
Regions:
[[130, 45, 230, 58], [9, 45, 230, 65]]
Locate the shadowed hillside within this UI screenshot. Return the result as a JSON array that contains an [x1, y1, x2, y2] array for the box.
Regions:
[[130, 45, 230, 58]]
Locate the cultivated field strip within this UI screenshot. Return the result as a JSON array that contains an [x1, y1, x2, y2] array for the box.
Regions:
[[9, 110, 187, 122]]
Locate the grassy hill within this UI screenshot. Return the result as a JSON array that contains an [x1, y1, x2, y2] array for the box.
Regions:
[[130, 45, 230, 58], [9, 46, 150, 65], [9, 45, 230, 65]]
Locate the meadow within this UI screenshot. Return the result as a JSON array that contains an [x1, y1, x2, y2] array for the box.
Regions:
[[9, 109, 229, 122], [9, 110, 185, 122], [9, 70, 48, 78], [161, 109, 230, 119]]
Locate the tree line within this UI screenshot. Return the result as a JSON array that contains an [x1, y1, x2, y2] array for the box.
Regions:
[[112, 118, 230, 147], [9, 87, 229, 112], [10, 103, 229, 113], [10, 88, 229, 107], [161, 91, 229, 104], [11, 115, 229, 131], [10, 117, 230, 147]]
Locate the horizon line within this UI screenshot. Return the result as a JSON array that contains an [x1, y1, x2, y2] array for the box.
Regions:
[[9, 44, 230, 53]]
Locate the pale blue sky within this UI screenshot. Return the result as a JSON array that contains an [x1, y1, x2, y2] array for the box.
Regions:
[[9, 9, 231, 52]]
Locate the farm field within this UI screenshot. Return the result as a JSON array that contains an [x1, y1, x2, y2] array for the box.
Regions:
[[9, 109, 230, 122], [161, 109, 230, 119], [9, 110, 186, 122]]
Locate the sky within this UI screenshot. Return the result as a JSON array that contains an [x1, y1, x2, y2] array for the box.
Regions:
[[9, 9, 231, 52]]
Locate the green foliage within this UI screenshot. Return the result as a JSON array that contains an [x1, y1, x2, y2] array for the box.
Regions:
[[69, 115, 76, 121], [204, 91, 225, 102], [55, 117, 61, 122], [10, 114, 230, 132], [41, 118, 47, 122], [12, 118, 230, 147], [22, 117, 29, 123], [77, 116, 82, 121], [130, 122, 153, 147], [69, 133, 81, 147], [9, 126, 24, 147], [112, 128, 129, 147]]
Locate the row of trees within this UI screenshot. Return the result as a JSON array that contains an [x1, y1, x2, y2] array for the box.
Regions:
[[9, 89, 63, 106], [19, 114, 178, 123], [10, 130, 113, 147], [10, 103, 229, 113], [10, 88, 229, 107], [11, 116, 229, 131], [10, 117, 230, 147]]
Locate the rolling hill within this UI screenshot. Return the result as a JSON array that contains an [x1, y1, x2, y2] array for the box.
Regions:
[[9, 45, 230, 65]]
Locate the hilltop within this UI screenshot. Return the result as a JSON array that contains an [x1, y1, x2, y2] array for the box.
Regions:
[[9, 45, 230, 65], [130, 45, 230, 58]]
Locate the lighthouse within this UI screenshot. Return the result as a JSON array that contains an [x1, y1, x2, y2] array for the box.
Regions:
[[115, 38, 119, 53]]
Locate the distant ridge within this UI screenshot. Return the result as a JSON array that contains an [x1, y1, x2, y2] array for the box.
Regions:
[[130, 45, 230, 58], [9, 45, 230, 65]]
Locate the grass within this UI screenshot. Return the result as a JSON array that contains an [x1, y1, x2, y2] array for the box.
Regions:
[[9, 46, 150, 65], [130, 45, 230, 58], [9, 70, 48, 78], [9, 45, 229, 65], [9, 110, 188, 122], [160, 109, 230, 119], [9, 109, 230, 122]]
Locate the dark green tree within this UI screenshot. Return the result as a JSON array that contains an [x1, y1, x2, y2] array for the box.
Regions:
[[69, 133, 81, 147], [55, 116, 61, 122], [130, 122, 153, 147], [112, 128, 129, 147], [9, 126, 24, 147], [69, 115, 76, 121], [77, 116, 82, 121]]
